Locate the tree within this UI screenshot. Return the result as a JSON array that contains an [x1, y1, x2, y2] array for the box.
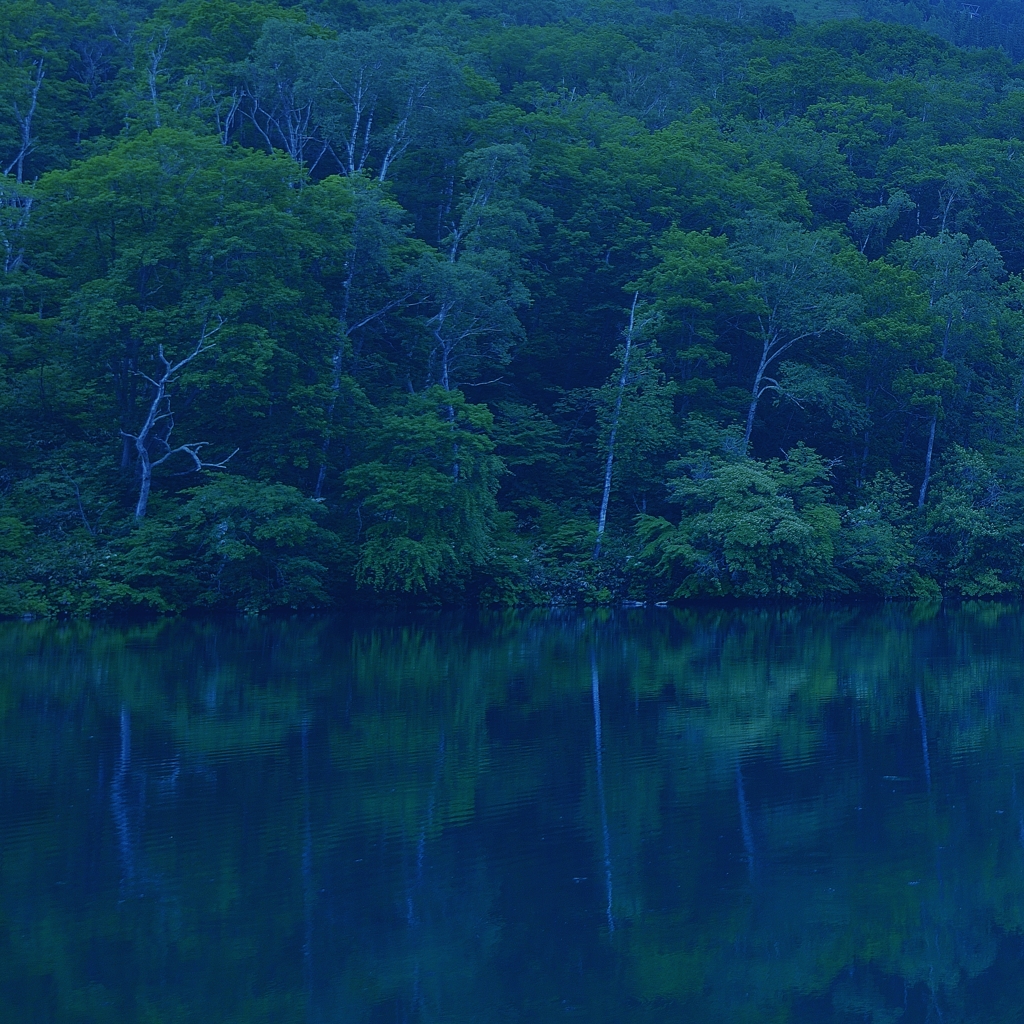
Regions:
[[122, 319, 237, 519], [594, 293, 639, 559], [639, 443, 847, 598], [2, 56, 43, 182], [890, 232, 1006, 507], [296, 175, 419, 499], [29, 129, 342, 512], [118, 475, 335, 611], [728, 215, 859, 451], [244, 19, 331, 174], [344, 388, 503, 594], [416, 144, 538, 399], [593, 294, 673, 557], [640, 227, 746, 417]]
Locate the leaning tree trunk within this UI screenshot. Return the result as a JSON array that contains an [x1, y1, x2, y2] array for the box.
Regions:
[[594, 293, 638, 559], [917, 414, 937, 509], [743, 338, 774, 450], [918, 315, 952, 508]]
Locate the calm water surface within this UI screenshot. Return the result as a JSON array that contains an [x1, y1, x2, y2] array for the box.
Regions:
[[3, 605, 1024, 1022]]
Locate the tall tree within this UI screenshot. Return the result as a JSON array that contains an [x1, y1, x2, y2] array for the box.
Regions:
[[891, 232, 1006, 507], [728, 215, 859, 451]]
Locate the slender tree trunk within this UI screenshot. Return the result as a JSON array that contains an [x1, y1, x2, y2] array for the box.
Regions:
[[315, 233, 359, 500], [441, 341, 459, 481], [743, 393, 759, 450], [918, 414, 937, 508], [6, 60, 44, 184], [743, 344, 770, 450], [313, 346, 344, 501], [147, 42, 165, 128], [130, 360, 168, 520], [313, 463, 328, 502], [918, 314, 952, 509], [594, 293, 638, 559]]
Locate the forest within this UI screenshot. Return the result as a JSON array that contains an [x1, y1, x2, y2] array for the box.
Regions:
[[4, 0, 1024, 613]]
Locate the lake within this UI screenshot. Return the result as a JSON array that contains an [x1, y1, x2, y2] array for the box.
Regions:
[[2, 605, 1023, 1022]]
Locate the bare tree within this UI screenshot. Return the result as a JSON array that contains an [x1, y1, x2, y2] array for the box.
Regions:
[[377, 83, 427, 183], [212, 87, 242, 146], [425, 296, 506, 396], [246, 80, 328, 173], [4, 59, 44, 184], [68, 34, 119, 101], [329, 63, 380, 177], [146, 35, 167, 128], [320, 34, 453, 184], [320, 33, 414, 180], [122, 319, 237, 519], [742, 317, 817, 450], [243, 23, 336, 176]]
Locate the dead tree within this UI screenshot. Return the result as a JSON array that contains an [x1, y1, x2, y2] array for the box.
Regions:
[[245, 70, 329, 175], [146, 35, 168, 128], [4, 59, 44, 184], [122, 319, 237, 520]]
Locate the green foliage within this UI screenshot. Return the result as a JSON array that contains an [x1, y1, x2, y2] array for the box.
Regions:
[[116, 477, 337, 612], [595, 338, 679, 500], [344, 388, 504, 595], [837, 472, 937, 598], [640, 443, 849, 598], [4, 0, 1024, 611], [924, 445, 1024, 596]]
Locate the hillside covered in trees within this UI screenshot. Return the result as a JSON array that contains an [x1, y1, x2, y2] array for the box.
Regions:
[[4, 0, 1024, 613]]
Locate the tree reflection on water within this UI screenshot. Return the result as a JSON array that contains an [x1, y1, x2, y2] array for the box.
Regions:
[[1, 603, 1024, 1022]]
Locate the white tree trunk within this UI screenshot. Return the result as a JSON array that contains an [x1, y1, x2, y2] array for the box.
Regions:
[[594, 293, 638, 559], [123, 321, 236, 519], [917, 414, 937, 509], [5, 60, 44, 184]]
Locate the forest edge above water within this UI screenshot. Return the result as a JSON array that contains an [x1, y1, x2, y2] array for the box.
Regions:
[[5, 0, 1024, 615]]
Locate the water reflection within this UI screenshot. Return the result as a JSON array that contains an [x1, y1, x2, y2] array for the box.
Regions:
[[1, 605, 1024, 1021]]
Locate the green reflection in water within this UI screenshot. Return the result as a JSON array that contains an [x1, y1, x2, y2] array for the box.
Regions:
[[2, 605, 1024, 1022]]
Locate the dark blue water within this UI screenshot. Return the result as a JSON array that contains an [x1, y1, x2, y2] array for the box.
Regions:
[[3, 605, 1024, 1022]]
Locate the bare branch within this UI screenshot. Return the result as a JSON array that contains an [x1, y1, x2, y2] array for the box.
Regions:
[[345, 294, 409, 335], [124, 317, 232, 519]]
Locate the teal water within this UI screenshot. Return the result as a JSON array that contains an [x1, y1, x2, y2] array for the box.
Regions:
[[2, 606, 1024, 1022]]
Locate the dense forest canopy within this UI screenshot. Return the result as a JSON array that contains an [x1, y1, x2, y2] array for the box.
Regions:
[[4, 0, 1024, 612]]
